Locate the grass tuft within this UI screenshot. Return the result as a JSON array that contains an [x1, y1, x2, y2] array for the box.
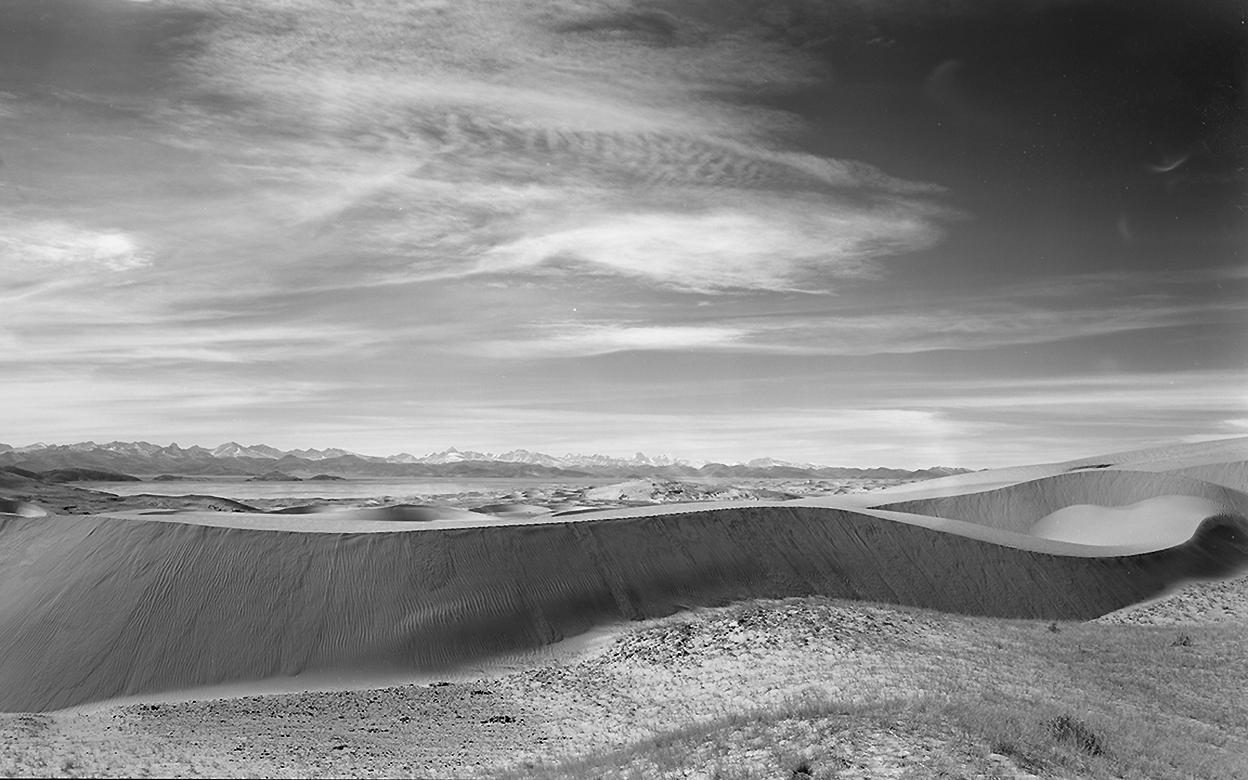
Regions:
[[1046, 714, 1106, 756]]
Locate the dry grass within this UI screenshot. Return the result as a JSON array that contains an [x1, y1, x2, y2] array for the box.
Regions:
[[506, 603, 1248, 780]]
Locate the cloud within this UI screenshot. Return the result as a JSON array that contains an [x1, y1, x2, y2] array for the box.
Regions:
[[0, 220, 150, 272], [473, 322, 753, 358], [916, 372, 1248, 413], [0, 366, 349, 446], [456, 294, 1244, 360], [13, 0, 1237, 468], [482, 198, 944, 293], [1, 315, 382, 367], [125, 0, 952, 296]]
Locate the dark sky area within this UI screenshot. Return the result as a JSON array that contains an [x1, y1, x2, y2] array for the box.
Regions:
[[1, 0, 1245, 466]]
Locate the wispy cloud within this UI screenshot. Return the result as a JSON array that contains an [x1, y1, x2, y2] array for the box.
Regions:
[[473, 322, 753, 359], [482, 197, 945, 293], [122, 0, 953, 296], [3, 322, 381, 366], [0, 366, 349, 445], [4, 0, 1239, 466], [0, 219, 151, 273], [758, 300, 1245, 356], [454, 293, 1244, 360], [910, 371, 1248, 413]]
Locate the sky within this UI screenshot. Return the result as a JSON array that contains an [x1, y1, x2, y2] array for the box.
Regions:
[[1, 0, 1245, 468]]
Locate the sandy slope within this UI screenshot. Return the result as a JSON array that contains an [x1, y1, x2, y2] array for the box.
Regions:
[[0, 438, 1245, 715], [858, 436, 1248, 500], [2, 494, 1245, 710], [1175, 460, 1248, 492], [875, 468, 1248, 537]]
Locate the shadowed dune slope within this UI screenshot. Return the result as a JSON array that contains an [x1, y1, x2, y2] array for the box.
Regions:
[[3, 504, 1247, 712], [876, 469, 1248, 537]]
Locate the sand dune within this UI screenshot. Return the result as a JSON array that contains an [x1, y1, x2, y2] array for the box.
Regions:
[[1, 438, 1246, 712], [1070, 436, 1248, 471], [862, 436, 1248, 501], [876, 468, 1248, 537], [0, 499, 47, 518], [1, 501, 1245, 711], [1174, 460, 1248, 492], [469, 502, 555, 518]]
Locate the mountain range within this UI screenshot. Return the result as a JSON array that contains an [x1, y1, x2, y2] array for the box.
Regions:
[[0, 441, 970, 481]]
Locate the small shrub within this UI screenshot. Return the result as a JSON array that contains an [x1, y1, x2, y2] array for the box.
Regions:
[[790, 761, 813, 779], [1046, 714, 1105, 756], [1172, 633, 1193, 647], [1048, 622, 1061, 633]]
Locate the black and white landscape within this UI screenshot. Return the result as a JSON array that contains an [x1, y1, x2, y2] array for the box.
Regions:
[[2, 0, 1246, 777]]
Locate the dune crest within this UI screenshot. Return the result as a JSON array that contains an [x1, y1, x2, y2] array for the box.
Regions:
[[2, 502, 1246, 711], [1, 438, 1246, 712]]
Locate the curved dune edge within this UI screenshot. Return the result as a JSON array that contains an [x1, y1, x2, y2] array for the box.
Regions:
[[858, 436, 1248, 501], [875, 468, 1248, 536], [2, 501, 1247, 712]]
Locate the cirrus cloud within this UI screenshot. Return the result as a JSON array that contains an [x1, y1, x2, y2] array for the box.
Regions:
[[0, 220, 150, 273], [482, 197, 947, 293]]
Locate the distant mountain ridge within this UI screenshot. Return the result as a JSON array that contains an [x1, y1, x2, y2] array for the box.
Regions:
[[0, 441, 970, 481]]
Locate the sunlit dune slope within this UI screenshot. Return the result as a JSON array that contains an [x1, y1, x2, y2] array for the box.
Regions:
[[863, 436, 1248, 500], [876, 469, 1248, 538], [1070, 436, 1248, 471], [1174, 460, 1248, 492], [3, 498, 1246, 712]]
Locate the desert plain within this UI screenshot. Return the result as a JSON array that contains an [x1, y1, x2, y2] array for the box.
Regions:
[[1, 437, 1247, 779]]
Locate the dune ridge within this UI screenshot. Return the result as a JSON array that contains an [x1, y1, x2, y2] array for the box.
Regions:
[[2, 494, 1246, 711], [876, 468, 1248, 535]]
